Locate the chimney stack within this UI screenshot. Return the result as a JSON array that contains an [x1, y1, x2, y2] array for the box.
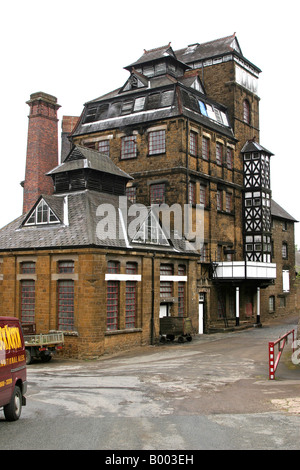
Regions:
[[22, 92, 61, 214]]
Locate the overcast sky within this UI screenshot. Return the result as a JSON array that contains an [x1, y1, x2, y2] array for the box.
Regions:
[[1, 0, 299, 248]]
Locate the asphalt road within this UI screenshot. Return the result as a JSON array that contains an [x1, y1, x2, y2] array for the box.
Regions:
[[1, 315, 299, 451]]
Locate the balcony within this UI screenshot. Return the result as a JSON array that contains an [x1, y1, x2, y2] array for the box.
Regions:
[[213, 261, 276, 280]]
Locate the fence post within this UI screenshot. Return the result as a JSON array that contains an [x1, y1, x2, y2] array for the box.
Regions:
[[269, 341, 275, 380]]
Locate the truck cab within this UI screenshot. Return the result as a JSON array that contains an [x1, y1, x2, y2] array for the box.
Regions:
[[0, 316, 27, 421]]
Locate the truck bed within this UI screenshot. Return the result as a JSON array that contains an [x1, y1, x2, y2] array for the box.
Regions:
[[24, 332, 64, 347]]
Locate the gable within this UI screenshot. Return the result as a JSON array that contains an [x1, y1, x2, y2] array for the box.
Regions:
[[23, 197, 61, 226], [190, 76, 204, 93], [120, 73, 148, 93], [131, 208, 170, 246]]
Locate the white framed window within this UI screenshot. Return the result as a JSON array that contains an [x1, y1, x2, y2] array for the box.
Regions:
[[25, 199, 60, 226], [282, 270, 290, 292]]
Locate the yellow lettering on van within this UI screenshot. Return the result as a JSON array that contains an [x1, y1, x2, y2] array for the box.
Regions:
[[0, 326, 22, 351], [0, 328, 8, 350]]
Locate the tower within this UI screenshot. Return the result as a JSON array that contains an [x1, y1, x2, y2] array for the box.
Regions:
[[175, 34, 261, 157], [22, 92, 60, 214], [242, 139, 273, 263]]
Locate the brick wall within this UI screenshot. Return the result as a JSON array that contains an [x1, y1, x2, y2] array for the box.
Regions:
[[261, 218, 298, 319], [0, 248, 199, 359]]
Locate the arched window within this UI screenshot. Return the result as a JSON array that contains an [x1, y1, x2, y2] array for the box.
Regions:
[[243, 99, 250, 124]]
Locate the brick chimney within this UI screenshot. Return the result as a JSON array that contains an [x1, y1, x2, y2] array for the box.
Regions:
[[22, 92, 61, 214]]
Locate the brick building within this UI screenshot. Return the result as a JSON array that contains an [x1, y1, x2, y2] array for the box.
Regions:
[[0, 34, 298, 358]]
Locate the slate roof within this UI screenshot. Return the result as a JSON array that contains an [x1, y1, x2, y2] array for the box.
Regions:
[[271, 200, 298, 222], [73, 74, 235, 140], [124, 43, 189, 72], [0, 190, 197, 255], [48, 144, 132, 181], [175, 34, 261, 73], [241, 140, 274, 156]]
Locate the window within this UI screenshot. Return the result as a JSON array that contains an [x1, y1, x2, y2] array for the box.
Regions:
[[160, 264, 173, 298], [107, 261, 120, 273], [226, 147, 233, 169], [282, 242, 288, 259], [200, 243, 208, 262], [121, 135, 137, 159], [178, 283, 185, 317], [126, 262, 137, 275], [106, 261, 120, 330], [282, 270, 290, 292], [279, 296, 286, 308], [134, 96, 145, 112], [282, 221, 288, 231], [202, 136, 209, 160], [217, 190, 222, 211], [107, 281, 119, 330], [21, 262, 35, 274], [200, 184, 207, 207], [148, 130, 166, 155], [190, 131, 198, 156], [216, 142, 223, 165], [58, 261, 74, 274], [58, 280, 74, 331], [125, 263, 137, 329], [225, 192, 232, 213], [126, 186, 136, 204], [21, 280, 35, 324], [25, 199, 59, 225], [269, 295, 275, 313], [188, 182, 196, 205], [98, 140, 110, 157], [243, 100, 250, 124], [150, 184, 165, 204], [121, 100, 134, 115]]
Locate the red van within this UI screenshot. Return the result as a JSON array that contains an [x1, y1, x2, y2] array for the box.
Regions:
[[0, 316, 27, 421]]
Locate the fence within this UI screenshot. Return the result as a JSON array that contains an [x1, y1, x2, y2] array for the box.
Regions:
[[268, 329, 295, 380]]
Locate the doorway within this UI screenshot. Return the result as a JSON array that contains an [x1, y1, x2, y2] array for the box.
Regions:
[[159, 303, 169, 318], [198, 293, 205, 334]]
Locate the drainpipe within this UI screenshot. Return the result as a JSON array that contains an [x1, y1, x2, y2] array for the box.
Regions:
[[256, 287, 261, 325], [151, 253, 156, 345], [235, 286, 239, 326], [186, 118, 189, 204]]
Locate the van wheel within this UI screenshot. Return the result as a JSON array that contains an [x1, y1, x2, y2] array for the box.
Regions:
[[4, 386, 22, 421]]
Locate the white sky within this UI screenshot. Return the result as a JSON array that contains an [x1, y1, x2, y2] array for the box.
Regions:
[[1, 0, 299, 248]]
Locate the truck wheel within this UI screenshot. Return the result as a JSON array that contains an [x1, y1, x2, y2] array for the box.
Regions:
[[4, 386, 22, 421], [41, 354, 52, 362], [25, 349, 32, 365]]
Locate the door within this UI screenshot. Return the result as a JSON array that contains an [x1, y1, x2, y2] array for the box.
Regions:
[[159, 304, 168, 318], [198, 294, 204, 334]]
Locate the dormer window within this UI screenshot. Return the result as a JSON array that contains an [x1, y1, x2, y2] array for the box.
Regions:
[[24, 199, 60, 226]]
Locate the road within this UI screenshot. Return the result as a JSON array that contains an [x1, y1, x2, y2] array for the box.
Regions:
[[1, 315, 299, 450]]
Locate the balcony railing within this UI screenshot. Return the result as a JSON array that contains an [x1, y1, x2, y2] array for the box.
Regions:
[[213, 261, 276, 280]]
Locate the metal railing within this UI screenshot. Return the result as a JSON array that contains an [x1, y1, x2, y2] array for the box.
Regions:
[[268, 329, 295, 380]]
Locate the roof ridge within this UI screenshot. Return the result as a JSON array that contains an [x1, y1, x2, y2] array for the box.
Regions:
[[198, 33, 236, 48], [143, 42, 171, 54]]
